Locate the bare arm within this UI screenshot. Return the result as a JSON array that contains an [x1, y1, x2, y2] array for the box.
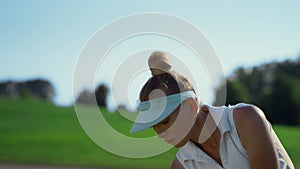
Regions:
[[170, 157, 185, 169], [234, 105, 279, 169]]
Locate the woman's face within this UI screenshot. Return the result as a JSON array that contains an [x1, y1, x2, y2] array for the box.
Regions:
[[152, 99, 197, 148]]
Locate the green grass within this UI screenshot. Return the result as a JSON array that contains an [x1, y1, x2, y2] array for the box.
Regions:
[[0, 97, 299, 168], [0, 97, 176, 169], [273, 125, 300, 167]]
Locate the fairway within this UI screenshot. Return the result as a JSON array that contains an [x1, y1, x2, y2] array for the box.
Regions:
[[0, 97, 176, 169], [0, 97, 299, 168]]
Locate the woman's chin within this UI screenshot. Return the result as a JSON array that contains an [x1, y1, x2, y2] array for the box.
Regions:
[[163, 137, 189, 148], [177, 141, 188, 148], [168, 140, 188, 148]]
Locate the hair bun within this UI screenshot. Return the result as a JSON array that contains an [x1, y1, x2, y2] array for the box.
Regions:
[[148, 51, 172, 76]]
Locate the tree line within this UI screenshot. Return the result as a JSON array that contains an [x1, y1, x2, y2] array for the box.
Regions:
[[1, 57, 299, 126], [0, 79, 109, 108], [215, 57, 300, 126], [0, 79, 55, 101]]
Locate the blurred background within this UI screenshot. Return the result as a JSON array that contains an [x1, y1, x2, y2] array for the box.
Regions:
[[0, 1, 299, 169]]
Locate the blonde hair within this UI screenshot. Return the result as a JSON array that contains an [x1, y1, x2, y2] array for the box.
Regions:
[[139, 51, 196, 102]]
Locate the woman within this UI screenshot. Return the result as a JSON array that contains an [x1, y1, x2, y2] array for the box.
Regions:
[[130, 51, 295, 169]]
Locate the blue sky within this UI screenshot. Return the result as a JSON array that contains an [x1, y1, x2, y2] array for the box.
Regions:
[[0, 1, 299, 109]]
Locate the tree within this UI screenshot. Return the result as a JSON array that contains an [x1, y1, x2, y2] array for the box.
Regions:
[[75, 89, 95, 105], [23, 79, 55, 101], [269, 70, 299, 125], [214, 79, 251, 106], [214, 57, 300, 125], [95, 84, 109, 107], [0, 79, 55, 102]]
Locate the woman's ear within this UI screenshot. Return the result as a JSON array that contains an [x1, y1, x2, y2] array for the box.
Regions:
[[186, 98, 199, 117]]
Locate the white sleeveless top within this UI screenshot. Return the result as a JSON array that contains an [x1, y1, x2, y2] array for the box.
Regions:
[[176, 103, 295, 169]]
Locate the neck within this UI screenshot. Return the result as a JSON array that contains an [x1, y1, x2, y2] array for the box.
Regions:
[[191, 107, 221, 147], [189, 106, 223, 167]]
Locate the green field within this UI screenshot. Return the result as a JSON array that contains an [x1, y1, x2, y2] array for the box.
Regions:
[[0, 97, 299, 168]]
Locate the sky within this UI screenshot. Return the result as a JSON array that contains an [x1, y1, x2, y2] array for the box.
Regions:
[[0, 0, 299, 110]]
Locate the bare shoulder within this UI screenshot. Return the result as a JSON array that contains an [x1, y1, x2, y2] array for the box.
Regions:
[[233, 104, 266, 122], [233, 104, 279, 168], [233, 104, 270, 148], [233, 105, 278, 169], [170, 157, 184, 169]]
